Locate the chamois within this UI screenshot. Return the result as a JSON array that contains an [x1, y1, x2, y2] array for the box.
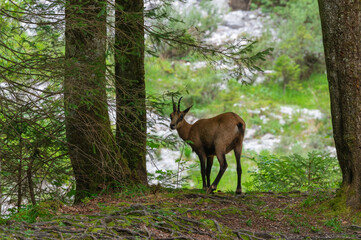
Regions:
[[170, 97, 246, 194]]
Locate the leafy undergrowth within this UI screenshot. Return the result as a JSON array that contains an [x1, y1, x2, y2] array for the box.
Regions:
[[2, 188, 361, 239]]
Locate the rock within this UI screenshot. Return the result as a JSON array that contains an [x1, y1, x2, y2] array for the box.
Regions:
[[228, 0, 251, 11]]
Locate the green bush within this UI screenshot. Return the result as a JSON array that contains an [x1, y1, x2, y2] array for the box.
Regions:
[[256, 0, 324, 78], [270, 54, 300, 91], [8, 204, 55, 223], [245, 151, 341, 192]]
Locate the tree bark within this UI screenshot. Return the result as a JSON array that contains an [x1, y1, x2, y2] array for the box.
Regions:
[[318, 0, 361, 208], [27, 159, 36, 206], [65, 0, 129, 203], [114, 0, 147, 185]]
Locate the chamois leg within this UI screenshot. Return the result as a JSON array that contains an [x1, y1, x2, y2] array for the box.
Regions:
[[234, 143, 243, 194], [197, 153, 207, 191], [206, 156, 214, 188], [207, 153, 227, 193]]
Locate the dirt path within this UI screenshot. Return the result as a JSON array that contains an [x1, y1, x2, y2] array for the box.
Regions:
[[1, 190, 360, 239]]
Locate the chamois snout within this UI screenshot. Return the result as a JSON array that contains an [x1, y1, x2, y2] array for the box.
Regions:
[[170, 123, 175, 130]]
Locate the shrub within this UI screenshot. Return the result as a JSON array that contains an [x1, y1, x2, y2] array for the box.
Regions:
[[245, 151, 341, 192], [270, 54, 300, 91], [256, 0, 324, 78]]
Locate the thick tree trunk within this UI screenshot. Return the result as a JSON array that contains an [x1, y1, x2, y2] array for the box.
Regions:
[[318, 0, 361, 208], [65, 0, 129, 203], [114, 0, 147, 185]]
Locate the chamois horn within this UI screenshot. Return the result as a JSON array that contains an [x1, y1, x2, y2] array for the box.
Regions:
[[172, 95, 176, 112], [177, 97, 183, 112]]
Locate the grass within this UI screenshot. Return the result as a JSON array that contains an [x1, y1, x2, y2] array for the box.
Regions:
[[185, 154, 254, 192], [145, 56, 330, 113], [242, 73, 330, 110]]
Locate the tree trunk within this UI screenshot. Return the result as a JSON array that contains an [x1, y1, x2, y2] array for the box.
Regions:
[[318, 0, 361, 208], [114, 0, 147, 185], [65, 0, 129, 203], [17, 157, 22, 212], [27, 159, 36, 206]]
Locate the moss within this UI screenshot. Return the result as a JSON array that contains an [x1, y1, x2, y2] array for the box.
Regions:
[[39, 200, 63, 212], [194, 198, 216, 205], [162, 192, 182, 199], [100, 205, 119, 214], [88, 227, 104, 233], [218, 206, 243, 216], [321, 193, 351, 217], [116, 202, 131, 208], [90, 219, 102, 225], [201, 219, 236, 239], [237, 233, 251, 240], [187, 209, 218, 219], [114, 216, 132, 228], [171, 207, 189, 215], [201, 219, 217, 231], [135, 216, 152, 225]]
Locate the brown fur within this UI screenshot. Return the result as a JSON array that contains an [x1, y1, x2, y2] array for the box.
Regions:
[[170, 98, 246, 194]]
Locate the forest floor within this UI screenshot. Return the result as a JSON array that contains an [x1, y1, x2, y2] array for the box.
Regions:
[[1, 188, 361, 239]]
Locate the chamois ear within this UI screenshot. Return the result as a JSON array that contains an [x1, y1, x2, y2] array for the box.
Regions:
[[183, 105, 193, 114]]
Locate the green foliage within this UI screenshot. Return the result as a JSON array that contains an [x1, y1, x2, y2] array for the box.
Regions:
[[325, 217, 342, 232], [245, 151, 341, 192], [256, 0, 324, 78], [8, 204, 55, 223], [270, 55, 300, 91], [113, 184, 151, 199], [301, 193, 333, 209], [276, 0, 323, 60]]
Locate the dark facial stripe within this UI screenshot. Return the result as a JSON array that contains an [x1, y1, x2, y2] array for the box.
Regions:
[[176, 115, 183, 125]]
